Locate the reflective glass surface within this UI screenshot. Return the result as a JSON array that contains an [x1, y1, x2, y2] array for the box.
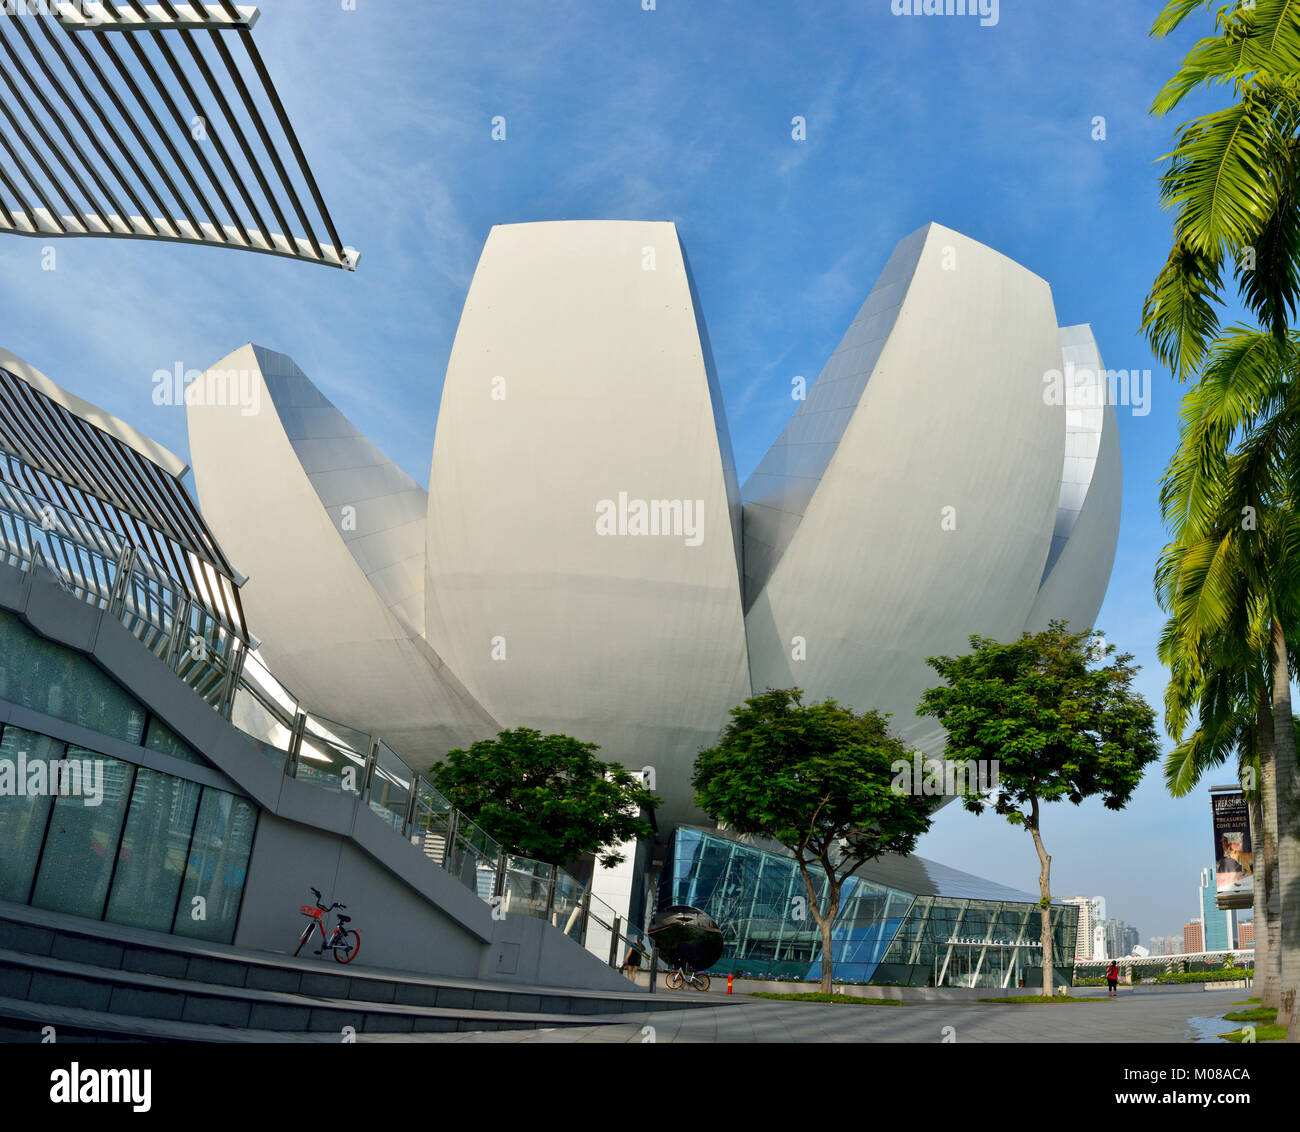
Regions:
[[105, 768, 203, 931], [0, 610, 146, 743], [173, 788, 257, 942], [660, 826, 1079, 986], [30, 749, 134, 919]]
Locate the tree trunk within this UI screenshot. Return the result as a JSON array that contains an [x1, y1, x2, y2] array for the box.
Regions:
[[795, 858, 838, 995], [1248, 786, 1271, 1003], [1271, 619, 1300, 1042], [819, 911, 836, 995], [1028, 796, 1054, 997], [1254, 693, 1281, 1009]]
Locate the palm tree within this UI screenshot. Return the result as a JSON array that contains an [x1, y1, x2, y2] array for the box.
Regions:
[[1158, 324, 1300, 1039], [1144, 2, 1300, 378], [1157, 562, 1282, 1007]]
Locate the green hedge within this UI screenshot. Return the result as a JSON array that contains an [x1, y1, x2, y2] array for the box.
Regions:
[[1153, 968, 1252, 985]]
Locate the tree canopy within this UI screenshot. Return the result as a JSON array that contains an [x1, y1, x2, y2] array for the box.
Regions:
[[692, 688, 933, 991], [918, 623, 1160, 823], [430, 727, 659, 868]]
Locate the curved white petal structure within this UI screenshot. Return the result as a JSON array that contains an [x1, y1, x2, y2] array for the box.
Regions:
[[423, 221, 751, 824], [1023, 325, 1122, 633], [743, 223, 1068, 754], [184, 220, 1122, 832], [187, 344, 495, 762]]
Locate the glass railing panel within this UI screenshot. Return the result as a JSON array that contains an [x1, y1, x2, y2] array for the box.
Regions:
[[366, 740, 411, 829], [407, 779, 454, 860], [240, 649, 300, 719], [295, 734, 366, 794], [552, 871, 585, 940], [501, 856, 551, 920], [304, 712, 372, 758], [293, 713, 370, 795], [229, 686, 294, 763], [456, 814, 501, 862], [443, 834, 498, 902]]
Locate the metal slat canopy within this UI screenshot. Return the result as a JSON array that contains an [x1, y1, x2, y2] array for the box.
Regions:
[[0, 2, 356, 269], [0, 351, 248, 638]]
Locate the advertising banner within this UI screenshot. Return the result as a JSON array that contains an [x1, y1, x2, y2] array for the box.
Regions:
[[1211, 791, 1253, 900]]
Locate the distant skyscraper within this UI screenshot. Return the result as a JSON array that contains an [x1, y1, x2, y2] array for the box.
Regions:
[[1239, 921, 1255, 947], [1199, 867, 1236, 950], [1184, 921, 1204, 954], [1097, 918, 1140, 958], [1064, 896, 1106, 959]]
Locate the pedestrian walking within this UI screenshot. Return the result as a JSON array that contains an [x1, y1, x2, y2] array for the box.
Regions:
[[1106, 960, 1119, 998]]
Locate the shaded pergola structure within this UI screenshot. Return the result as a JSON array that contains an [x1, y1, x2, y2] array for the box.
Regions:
[[1075, 950, 1255, 978], [0, 2, 356, 269]]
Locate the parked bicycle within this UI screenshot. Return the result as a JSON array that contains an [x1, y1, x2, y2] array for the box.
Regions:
[[293, 887, 361, 964], [664, 963, 710, 991]]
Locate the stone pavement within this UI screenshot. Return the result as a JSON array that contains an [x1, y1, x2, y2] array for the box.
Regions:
[[379, 986, 1248, 1043]]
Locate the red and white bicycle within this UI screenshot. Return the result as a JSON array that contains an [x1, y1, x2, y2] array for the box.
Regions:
[[293, 887, 361, 964]]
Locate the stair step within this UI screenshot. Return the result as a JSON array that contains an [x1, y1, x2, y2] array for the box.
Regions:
[[0, 903, 701, 1019], [0, 948, 635, 1034], [0, 995, 594, 1043]]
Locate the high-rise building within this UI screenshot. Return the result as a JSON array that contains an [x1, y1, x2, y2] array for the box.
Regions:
[[1096, 918, 1140, 958], [1239, 921, 1255, 947], [1064, 896, 1106, 959], [1199, 867, 1236, 950], [1184, 921, 1205, 954]]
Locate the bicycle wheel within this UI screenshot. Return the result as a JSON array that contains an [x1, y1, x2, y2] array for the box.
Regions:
[[333, 928, 361, 964], [293, 923, 314, 958], [665, 970, 684, 990], [693, 973, 711, 992]]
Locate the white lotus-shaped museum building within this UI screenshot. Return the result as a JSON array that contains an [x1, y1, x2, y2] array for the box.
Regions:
[[186, 220, 1121, 831]]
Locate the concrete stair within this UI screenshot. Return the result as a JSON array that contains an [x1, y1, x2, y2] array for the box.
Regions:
[[0, 903, 700, 1042]]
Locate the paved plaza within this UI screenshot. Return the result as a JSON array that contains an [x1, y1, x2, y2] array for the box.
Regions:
[[387, 986, 1249, 1044]]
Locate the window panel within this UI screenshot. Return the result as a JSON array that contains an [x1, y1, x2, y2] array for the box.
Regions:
[[105, 768, 202, 932], [143, 716, 209, 768], [0, 611, 146, 743], [30, 750, 134, 919], [0, 726, 61, 902], [173, 788, 256, 943]]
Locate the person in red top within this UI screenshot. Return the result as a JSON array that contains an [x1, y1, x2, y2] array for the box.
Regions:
[[1106, 961, 1120, 997]]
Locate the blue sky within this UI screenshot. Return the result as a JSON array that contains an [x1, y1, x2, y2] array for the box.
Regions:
[[0, 0, 1247, 941]]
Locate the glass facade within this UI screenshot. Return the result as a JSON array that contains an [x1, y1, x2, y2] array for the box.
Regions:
[[660, 826, 1078, 988], [0, 611, 257, 944]]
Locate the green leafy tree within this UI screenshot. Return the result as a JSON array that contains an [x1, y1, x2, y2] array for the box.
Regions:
[[918, 624, 1160, 997], [692, 689, 932, 994], [1143, 1, 1300, 378], [430, 728, 659, 868]]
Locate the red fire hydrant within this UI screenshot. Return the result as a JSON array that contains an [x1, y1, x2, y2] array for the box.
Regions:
[[727, 973, 734, 995]]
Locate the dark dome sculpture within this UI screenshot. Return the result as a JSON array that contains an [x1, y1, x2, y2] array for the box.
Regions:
[[648, 905, 724, 971]]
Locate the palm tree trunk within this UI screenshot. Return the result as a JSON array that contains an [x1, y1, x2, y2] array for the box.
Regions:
[[1268, 619, 1299, 1041], [1256, 694, 1281, 1009], [1248, 786, 1272, 1003], [1029, 796, 1054, 997]]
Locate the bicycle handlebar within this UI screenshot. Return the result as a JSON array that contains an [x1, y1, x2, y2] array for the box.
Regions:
[[307, 888, 345, 912]]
